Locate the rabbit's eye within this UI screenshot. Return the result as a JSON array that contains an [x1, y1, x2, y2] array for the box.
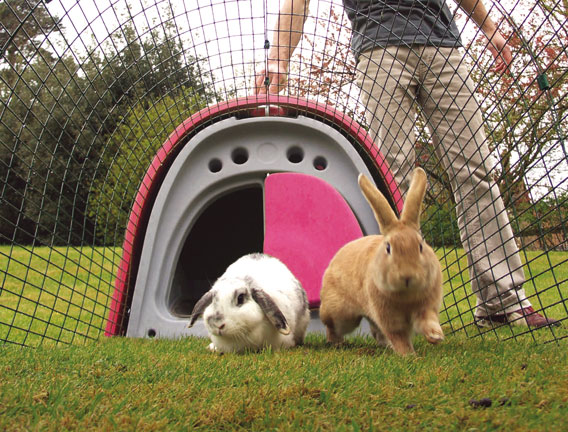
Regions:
[[237, 293, 246, 306], [420, 243, 423, 253], [386, 243, 391, 254]]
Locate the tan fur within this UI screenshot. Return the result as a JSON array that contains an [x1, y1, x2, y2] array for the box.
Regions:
[[319, 168, 444, 355]]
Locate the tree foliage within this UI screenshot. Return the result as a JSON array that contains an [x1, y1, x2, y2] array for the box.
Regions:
[[0, 2, 216, 245], [89, 90, 207, 245], [0, 0, 62, 62], [466, 0, 568, 205]]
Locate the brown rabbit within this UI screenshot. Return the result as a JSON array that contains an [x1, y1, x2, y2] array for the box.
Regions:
[[319, 167, 444, 355]]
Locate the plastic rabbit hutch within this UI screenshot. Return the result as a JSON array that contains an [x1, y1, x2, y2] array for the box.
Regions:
[[1, 0, 566, 347], [106, 96, 401, 338]]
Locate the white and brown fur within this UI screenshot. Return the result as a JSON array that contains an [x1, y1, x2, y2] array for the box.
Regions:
[[319, 168, 444, 355], [189, 253, 310, 353]]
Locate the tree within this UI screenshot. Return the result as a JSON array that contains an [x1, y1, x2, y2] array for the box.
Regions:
[[0, 50, 102, 244], [89, 90, 208, 245], [465, 2, 568, 201], [0, 0, 62, 86], [462, 0, 568, 248], [0, 0, 89, 244], [1, 4, 217, 245], [81, 18, 217, 245]]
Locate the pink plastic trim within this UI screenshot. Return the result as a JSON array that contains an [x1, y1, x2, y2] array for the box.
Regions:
[[105, 95, 401, 336]]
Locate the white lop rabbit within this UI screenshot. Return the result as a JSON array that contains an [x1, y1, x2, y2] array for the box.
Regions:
[[188, 253, 310, 353], [319, 167, 444, 355]]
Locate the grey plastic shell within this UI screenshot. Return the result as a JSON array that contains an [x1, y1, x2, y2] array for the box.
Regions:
[[126, 115, 379, 339]]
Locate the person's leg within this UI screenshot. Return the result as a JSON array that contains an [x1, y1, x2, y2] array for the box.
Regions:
[[356, 46, 557, 328], [418, 47, 534, 320], [355, 46, 421, 199]]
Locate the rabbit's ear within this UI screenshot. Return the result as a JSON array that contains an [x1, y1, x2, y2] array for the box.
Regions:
[[358, 174, 398, 234], [251, 287, 290, 335], [401, 167, 427, 230], [188, 291, 214, 328]]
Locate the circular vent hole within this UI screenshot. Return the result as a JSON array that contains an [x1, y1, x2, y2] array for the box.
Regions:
[[231, 148, 249, 165], [209, 158, 222, 173], [287, 146, 304, 164], [313, 156, 328, 171]]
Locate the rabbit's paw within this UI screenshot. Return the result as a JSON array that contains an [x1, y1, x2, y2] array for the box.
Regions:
[[424, 325, 444, 344]]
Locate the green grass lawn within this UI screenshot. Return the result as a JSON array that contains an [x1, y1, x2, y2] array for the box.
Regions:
[[1, 246, 566, 346], [0, 246, 567, 430], [1, 334, 567, 431], [0, 245, 122, 346]]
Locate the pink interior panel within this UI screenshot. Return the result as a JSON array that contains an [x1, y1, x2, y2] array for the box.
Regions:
[[263, 173, 363, 307]]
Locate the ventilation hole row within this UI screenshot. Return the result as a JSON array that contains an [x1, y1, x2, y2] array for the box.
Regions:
[[208, 146, 328, 173]]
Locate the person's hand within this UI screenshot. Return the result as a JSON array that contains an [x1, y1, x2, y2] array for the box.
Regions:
[[485, 30, 513, 75], [254, 60, 288, 94]]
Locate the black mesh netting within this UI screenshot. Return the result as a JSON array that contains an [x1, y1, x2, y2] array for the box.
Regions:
[[1, 0, 566, 346]]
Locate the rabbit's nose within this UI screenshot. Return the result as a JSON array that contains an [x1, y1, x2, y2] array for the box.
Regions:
[[207, 314, 224, 327], [218, 323, 225, 330]]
